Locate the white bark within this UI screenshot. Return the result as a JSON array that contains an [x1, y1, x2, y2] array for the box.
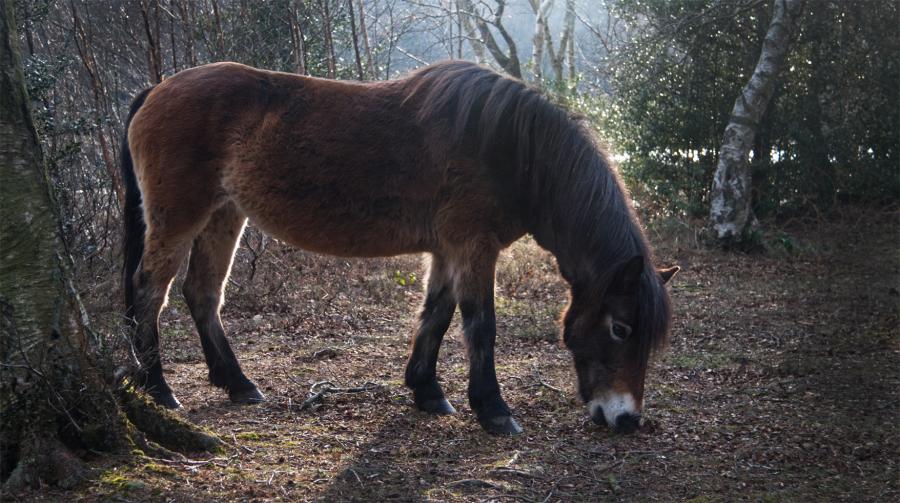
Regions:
[[565, 0, 575, 81], [530, 0, 574, 85], [530, 0, 553, 84], [547, 0, 574, 83], [708, 0, 804, 244]]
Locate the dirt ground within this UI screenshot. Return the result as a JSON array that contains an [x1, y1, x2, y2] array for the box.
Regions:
[[20, 209, 900, 502]]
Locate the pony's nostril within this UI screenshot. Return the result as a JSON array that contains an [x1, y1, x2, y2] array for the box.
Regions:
[[614, 413, 641, 434], [587, 395, 640, 430]]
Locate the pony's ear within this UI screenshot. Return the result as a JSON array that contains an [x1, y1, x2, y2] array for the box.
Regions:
[[610, 256, 644, 294], [658, 266, 680, 284]]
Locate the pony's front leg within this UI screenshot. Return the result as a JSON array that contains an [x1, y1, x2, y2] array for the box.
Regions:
[[455, 252, 522, 435], [405, 254, 457, 414], [460, 297, 521, 435]]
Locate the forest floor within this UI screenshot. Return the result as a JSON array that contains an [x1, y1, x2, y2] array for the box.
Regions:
[[20, 208, 899, 502]]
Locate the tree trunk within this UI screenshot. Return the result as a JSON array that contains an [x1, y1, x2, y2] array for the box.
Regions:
[[0, 2, 220, 492], [530, 0, 553, 85], [458, 0, 486, 64], [209, 0, 226, 59], [457, 0, 521, 78], [3, 0, 117, 488], [707, 0, 804, 246], [175, 0, 197, 67], [169, 7, 178, 72], [348, 0, 364, 79], [356, 0, 376, 79], [805, 9, 835, 210], [555, 0, 574, 83], [317, 0, 337, 78], [139, 0, 163, 83], [531, 0, 574, 86], [456, 3, 464, 59], [288, 1, 307, 75], [565, 0, 575, 81]]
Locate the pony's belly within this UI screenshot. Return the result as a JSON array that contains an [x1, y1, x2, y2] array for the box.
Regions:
[[241, 203, 434, 258]]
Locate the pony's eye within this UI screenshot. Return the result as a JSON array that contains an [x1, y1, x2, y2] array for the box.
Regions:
[[611, 322, 631, 340]]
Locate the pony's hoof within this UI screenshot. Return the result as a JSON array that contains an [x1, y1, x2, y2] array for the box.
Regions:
[[479, 415, 523, 436], [416, 398, 457, 415], [229, 387, 266, 404], [151, 392, 182, 410]]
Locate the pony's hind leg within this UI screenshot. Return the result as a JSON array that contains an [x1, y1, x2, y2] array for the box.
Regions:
[[182, 203, 264, 404], [131, 230, 196, 409], [404, 254, 457, 414]]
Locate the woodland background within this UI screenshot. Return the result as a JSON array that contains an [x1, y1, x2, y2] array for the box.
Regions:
[[15, 0, 898, 267], [2, 0, 898, 501]]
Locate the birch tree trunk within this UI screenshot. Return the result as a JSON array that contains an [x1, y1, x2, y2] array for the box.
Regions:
[[458, 1, 486, 64], [2, 1, 118, 487], [530, 0, 574, 86], [565, 0, 575, 81], [707, 0, 803, 246], [1, 2, 219, 491], [545, 0, 574, 84], [530, 0, 553, 85]]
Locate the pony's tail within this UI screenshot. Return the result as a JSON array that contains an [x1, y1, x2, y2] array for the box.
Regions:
[[121, 87, 154, 318]]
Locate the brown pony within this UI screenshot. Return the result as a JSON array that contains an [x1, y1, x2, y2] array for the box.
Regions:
[[121, 61, 677, 435]]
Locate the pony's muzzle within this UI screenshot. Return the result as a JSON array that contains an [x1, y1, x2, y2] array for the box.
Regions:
[[612, 412, 641, 434], [588, 392, 642, 434], [590, 410, 642, 433]]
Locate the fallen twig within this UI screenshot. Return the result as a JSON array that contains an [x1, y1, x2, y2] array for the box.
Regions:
[[230, 432, 255, 454], [531, 364, 565, 393], [346, 467, 363, 485], [490, 467, 542, 479], [298, 380, 383, 411], [536, 379, 564, 393], [541, 478, 561, 503], [143, 453, 238, 467], [446, 478, 500, 490]]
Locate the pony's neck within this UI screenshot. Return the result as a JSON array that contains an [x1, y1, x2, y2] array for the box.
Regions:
[[529, 203, 604, 287], [525, 155, 644, 289]]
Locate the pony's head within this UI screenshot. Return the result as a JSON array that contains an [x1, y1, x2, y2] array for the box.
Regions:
[[562, 256, 678, 433]]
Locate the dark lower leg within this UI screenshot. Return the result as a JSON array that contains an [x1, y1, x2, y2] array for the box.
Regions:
[[460, 299, 521, 435], [404, 284, 456, 414], [187, 295, 262, 403], [131, 272, 180, 409], [134, 330, 179, 408], [183, 204, 260, 403]]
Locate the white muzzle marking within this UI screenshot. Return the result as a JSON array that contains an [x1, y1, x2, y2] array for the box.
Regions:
[[588, 392, 637, 426]]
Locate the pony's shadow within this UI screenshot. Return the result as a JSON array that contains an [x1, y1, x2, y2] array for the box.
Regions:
[[310, 394, 519, 502], [315, 405, 489, 501]]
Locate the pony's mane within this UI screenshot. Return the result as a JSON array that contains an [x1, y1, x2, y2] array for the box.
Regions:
[[403, 60, 671, 361]]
